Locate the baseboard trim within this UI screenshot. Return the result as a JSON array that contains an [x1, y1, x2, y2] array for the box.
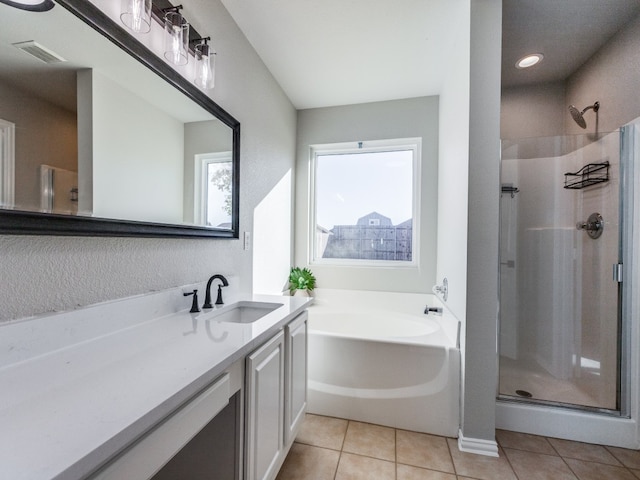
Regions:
[[457, 429, 499, 457]]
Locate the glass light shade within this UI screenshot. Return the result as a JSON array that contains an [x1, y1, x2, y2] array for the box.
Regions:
[[120, 0, 152, 34], [194, 42, 215, 89], [164, 11, 189, 66]]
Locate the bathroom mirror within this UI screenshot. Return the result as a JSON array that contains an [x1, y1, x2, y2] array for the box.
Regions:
[[0, 0, 240, 238]]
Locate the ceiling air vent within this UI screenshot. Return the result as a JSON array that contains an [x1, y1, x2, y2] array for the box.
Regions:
[[12, 40, 66, 64]]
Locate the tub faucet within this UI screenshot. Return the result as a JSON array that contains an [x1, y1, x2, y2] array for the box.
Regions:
[[203, 274, 229, 308], [424, 306, 443, 316]]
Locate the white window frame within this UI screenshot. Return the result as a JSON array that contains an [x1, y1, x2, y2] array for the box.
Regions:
[[309, 137, 422, 267], [0, 118, 15, 208], [194, 151, 232, 226]]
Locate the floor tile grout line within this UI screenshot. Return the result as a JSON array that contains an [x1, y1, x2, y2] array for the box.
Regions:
[[332, 419, 348, 480], [296, 414, 640, 480], [394, 427, 398, 480], [558, 453, 584, 480], [445, 434, 458, 477], [604, 444, 637, 470], [563, 457, 639, 479], [500, 446, 524, 480]]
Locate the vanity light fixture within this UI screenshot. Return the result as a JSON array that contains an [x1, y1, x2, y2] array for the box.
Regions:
[[120, 0, 152, 33], [193, 37, 216, 89], [515, 53, 544, 69], [118, 0, 217, 87], [163, 6, 189, 66]]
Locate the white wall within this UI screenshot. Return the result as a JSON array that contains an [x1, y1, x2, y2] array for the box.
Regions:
[[294, 97, 439, 293], [437, 5, 470, 321], [90, 71, 185, 223], [0, 0, 296, 322]]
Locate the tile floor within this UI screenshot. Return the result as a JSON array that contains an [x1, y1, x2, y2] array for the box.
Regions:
[[276, 414, 640, 480]]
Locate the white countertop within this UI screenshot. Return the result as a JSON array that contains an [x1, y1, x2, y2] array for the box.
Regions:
[[0, 289, 312, 480]]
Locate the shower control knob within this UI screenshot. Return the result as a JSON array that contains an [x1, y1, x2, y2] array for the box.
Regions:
[[576, 212, 603, 239]]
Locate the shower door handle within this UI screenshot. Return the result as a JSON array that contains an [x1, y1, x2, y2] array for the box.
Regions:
[[613, 263, 623, 283]]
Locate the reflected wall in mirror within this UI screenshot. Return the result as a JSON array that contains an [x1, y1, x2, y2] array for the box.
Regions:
[[0, 0, 239, 237]]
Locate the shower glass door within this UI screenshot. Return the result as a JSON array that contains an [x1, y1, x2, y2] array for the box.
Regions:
[[498, 129, 622, 411]]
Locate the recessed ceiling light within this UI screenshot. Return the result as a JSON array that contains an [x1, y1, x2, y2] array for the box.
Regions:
[[515, 53, 544, 69], [0, 0, 54, 12]]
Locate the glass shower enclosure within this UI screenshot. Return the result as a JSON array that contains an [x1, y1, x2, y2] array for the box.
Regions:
[[498, 125, 633, 412]]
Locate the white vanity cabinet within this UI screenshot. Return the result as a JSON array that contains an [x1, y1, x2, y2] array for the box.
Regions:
[[245, 330, 285, 480], [284, 312, 308, 445], [245, 311, 308, 480]]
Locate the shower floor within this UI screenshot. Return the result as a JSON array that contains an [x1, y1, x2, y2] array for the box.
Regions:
[[499, 355, 609, 409]]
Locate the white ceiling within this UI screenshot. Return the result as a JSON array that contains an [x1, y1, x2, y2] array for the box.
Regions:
[[219, 0, 458, 110], [3, 1, 639, 113], [220, 0, 640, 109]]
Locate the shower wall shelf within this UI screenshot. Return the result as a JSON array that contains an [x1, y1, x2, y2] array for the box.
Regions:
[[564, 161, 610, 190]]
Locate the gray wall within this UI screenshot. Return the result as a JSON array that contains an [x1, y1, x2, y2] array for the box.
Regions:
[[0, 79, 77, 211], [0, 0, 296, 322], [500, 82, 565, 140], [294, 97, 439, 293], [502, 12, 640, 140], [565, 13, 640, 135], [462, 0, 502, 445]]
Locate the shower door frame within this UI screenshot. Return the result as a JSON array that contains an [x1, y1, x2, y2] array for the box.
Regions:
[[617, 122, 635, 419], [497, 125, 635, 418]]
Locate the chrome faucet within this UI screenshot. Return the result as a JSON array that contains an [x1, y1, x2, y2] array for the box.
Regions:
[[203, 274, 229, 308]]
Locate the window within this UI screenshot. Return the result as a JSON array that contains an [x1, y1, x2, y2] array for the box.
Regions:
[[310, 138, 421, 265], [194, 152, 232, 228]]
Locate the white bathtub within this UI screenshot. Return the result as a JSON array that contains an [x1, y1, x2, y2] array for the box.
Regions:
[[307, 289, 460, 437]]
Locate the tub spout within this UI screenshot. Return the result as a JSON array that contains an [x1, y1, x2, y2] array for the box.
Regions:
[[424, 306, 442, 316]]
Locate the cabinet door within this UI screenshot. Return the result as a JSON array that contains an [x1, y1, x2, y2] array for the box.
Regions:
[[245, 331, 285, 480], [284, 312, 307, 446]]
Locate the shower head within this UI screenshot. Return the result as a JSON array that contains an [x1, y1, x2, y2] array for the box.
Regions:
[[568, 101, 600, 129]]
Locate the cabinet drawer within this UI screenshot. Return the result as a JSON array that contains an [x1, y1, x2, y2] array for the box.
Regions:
[[91, 373, 231, 480]]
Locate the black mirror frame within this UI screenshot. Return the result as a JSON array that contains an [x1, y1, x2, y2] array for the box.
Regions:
[[0, 0, 54, 12], [0, 0, 240, 239]]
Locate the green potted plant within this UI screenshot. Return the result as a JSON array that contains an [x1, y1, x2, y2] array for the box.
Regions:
[[288, 267, 316, 296]]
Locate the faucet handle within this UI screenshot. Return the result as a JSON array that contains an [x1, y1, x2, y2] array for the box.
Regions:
[[183, 289, 201, 313], [215, 284, 225, 305]]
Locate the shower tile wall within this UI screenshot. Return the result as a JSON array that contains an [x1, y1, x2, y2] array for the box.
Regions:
[[499, 130, 620, 409]]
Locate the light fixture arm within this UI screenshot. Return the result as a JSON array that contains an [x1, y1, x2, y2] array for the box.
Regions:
[[161, 4, 183, 16], [191, 36, 211, 46]]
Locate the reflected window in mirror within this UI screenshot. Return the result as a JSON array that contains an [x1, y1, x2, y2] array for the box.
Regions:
[[195, 152, 232, 228]]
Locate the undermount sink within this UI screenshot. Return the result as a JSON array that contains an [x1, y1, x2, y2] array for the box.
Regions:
[[203, 301, 283, 324]]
